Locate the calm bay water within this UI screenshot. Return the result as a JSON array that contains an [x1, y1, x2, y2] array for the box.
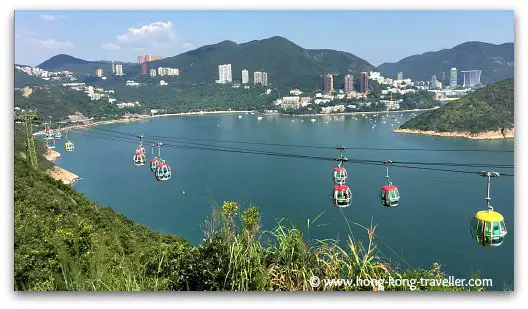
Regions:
[[54, 112, 514, 289]]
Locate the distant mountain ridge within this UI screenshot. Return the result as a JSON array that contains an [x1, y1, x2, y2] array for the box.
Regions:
[[36, 36, 376, 90], [378, 41, 514, 84], [38, 54, 140, 77], [142, 36, 376, 90]]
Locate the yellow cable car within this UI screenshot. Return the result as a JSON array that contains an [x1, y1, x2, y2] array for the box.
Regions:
[[470, 171, 507, 247], [470, 210, 507, 247]]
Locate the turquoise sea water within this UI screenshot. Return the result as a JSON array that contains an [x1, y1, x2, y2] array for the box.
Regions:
[[53, 112, 514, 290]]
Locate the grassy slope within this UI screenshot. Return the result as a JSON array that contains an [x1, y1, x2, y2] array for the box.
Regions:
[[400, 79, 514, 133]]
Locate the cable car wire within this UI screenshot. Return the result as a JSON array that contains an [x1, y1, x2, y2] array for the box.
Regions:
[[67, 129, 514, 177], [88, 126, 514, 153], [86, 127, 513, 169]]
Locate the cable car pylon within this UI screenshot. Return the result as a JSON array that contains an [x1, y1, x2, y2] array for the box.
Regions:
[[332, 146, 351, 208], [470, 171, 507, 247], [15, 110, 39, 169], [380, 160, 400, 207]]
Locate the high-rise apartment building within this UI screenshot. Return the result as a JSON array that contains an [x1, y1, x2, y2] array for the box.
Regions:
[[115, 64, 123, 76], [450, 68, 458, 88], [254, 71, 268, 86], [112, 61, 115, 74], [360, 72, 369, 95], [344, 74, 354, 93], [150, 69, 157, 77], [96, 68, 103, 77], [431, 75, 437, 89], [141, 63, 147, 75], [397, 72, 403, 80], [242, 69, 249, 84], [324, 73, 334, 94], [138, 54, 165, 64], [218, 64, 232, 83]]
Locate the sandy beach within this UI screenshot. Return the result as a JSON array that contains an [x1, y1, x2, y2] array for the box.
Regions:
[[393, 128, 514, 140], [33, 110, 254, 135], [47, 166, 80, 185], [294, 107, 439, 117]]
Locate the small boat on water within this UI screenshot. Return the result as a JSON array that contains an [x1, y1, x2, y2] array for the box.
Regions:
[[257, 116, 263, 120], [311, 118, 316, 122], [238, 115, 242, 119]]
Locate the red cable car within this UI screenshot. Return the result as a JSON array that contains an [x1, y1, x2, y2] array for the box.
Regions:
[[332, 185, 351, 208], [133, 150, 146, 166], [155, 162, 172, 181], [381, 185, 400, 207], [333, 167, 348, 185], [150, 157, 161, 171], [380, 160, 400, 207]]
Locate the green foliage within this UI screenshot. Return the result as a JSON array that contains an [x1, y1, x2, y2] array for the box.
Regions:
[[15, 70, 50, 88], [378, 41, 513, 84], [14, 86, 125, 122], [14, 128, 474, 291], [400, 79, 514, 133]]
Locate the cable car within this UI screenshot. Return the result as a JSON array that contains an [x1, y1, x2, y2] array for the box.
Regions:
[[333, 167, 348, 185], [46, 138, 55, 149], [470, 171, 507, 247], [332, 185, 351, 208], [380, 160, 400, 207], [55, 131, 62, 139], [64, 141, 74, 152], [155, 162, 172, 181], [470, 210, 507, 247], [45, 127, 54, 139], [381, 185, 400, 207], [133, 150, 146, 166], [150, 157, 161, 171], [137, 145, 146, 156]]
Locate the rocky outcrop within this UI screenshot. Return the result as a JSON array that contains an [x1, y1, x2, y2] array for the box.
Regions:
[[47, 166, 79, 185], [394, 128, 514, 140]]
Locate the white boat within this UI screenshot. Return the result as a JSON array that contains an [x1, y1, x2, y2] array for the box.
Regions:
[[257, 116, 263, 120], [310, 118, 316, 122], [238, 115, 242, 119]]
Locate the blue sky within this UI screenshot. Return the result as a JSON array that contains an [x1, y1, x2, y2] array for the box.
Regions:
[[14, 10, 514, 67]]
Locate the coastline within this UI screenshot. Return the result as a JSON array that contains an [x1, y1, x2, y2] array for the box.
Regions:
[[294, 107, 439, 117], [33, 108, 438, 136], [393, 128, 515, 140], [33, 110, 254, 135], [44, 149, 80, 185]]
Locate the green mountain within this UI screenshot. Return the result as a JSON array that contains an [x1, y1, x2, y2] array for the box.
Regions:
[[124, 36, 376, 90], [378, 42, 514, 84], [14, 70, 50, 88], [38, 54, 140, 77], [14, 86, 124, 121], [399, 78, 514, 133]]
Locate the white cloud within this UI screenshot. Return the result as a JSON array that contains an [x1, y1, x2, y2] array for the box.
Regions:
[[182, 42, 195, 50], [116, 21, 176, 47], [101, 42, 120, 50], [29, 38, 73, 49], [40, 14, 56, 21]]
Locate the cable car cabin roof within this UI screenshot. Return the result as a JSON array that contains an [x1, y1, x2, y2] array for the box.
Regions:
[[150, 158, 160, 162], [333, 185, 349, 190], [381, 185, 398, 191], [333, 167, 346, 172], [475, 210, 504, 222], [156, 163, 169, 168]]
